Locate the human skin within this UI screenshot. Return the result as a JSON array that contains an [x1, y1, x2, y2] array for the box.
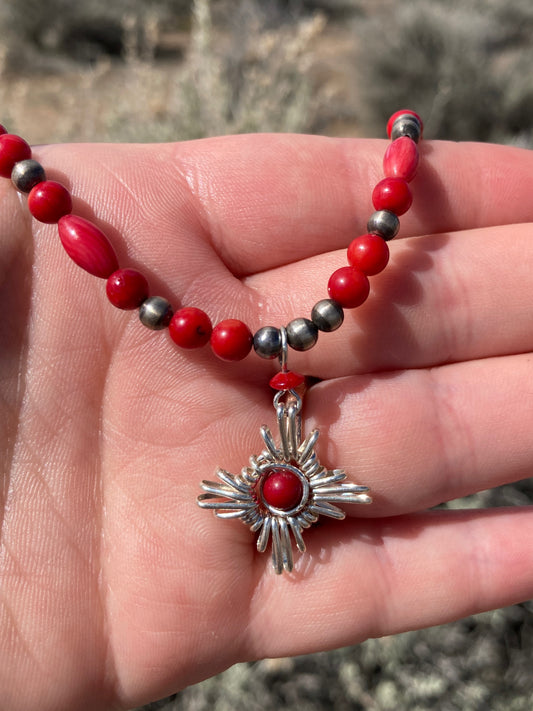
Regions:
[[1, 134, 533, 710]]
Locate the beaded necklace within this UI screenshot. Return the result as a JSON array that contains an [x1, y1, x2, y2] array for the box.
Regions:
[[0, 109, 423, 574]]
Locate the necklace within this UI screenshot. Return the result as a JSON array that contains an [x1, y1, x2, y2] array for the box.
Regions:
[[0, 109, 423, 574]]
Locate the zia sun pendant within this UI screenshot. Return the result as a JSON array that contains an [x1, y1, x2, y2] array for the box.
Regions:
[[198, 388, 372, 574]]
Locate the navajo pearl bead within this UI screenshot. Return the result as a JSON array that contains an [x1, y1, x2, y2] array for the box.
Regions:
[[11, 159, 46, 193], [0, 134, 32, 178], [328, 267, 370, 309], [58, 215, 119, 278], [139, 296, 173, 330], [311, 299, 344, 332], [211, 319, 253, 361], [169, 307, 212, 349], [28, 180, 72, 223], [386, 109, 423, 138], [372, 177, 412, 216], [383, 136, 419, 182], [347, 233, 389, 276], [253, 326, 282, 359], [106, 269, 149, 310], [286, 318, 318, 351], [262, 468, 303, 511], [391, 116, 421, 143], [367, 210, 400, 241]]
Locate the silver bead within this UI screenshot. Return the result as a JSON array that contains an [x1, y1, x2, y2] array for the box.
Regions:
[[367, 210, 400, 241], [11, 159, 46, 193], [286, 318, 318, 351], [391, 115, 421, 143], [139, 296, 173, 330], [253, 326, 282, 359], [311, 299, 344, 332]]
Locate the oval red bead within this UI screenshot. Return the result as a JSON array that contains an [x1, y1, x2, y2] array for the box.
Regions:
[[262, 468, 303, 511], [328, 266, 370, 309], [386, 109, 424, 138], [58, 215, 119, 279], [210, 319, 252, 361], [106, 269, 149, 309], [269, 370, 305, 391], [0, 134, 32, 178], [372, 177, 412, 216], [383, 136, 419, 182], [28, 180, 72, 223], [169, 307, 213, 349], [347, 233, 389, 276]]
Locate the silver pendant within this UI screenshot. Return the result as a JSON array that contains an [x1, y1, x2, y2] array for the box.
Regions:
[[197, 388, 372, 574]]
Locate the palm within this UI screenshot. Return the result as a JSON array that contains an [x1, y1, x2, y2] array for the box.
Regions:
[[2, 135, 533, 710]]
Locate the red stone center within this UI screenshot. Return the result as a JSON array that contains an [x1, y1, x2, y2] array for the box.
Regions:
[[262, 468, 304, 511]]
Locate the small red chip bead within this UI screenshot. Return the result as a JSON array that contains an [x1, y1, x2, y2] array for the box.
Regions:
[[1, 110, 422, 367]]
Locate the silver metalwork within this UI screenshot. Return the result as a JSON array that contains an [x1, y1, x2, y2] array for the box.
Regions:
[[286, 317, 318, 351], [311, 299, 344, 332], [367, 210, 400, 241], [11, 159, 46, 193], [139, 296, 173, 330], [198, 389, 372, 574]]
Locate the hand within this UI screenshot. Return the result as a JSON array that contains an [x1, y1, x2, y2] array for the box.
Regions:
[[2, 134, 533, 710]]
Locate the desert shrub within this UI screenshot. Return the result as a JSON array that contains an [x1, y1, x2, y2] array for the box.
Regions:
[[353, 0, 533, 143]]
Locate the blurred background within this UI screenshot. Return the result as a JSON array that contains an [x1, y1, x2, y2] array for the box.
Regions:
[[2, 0, 532, 708]]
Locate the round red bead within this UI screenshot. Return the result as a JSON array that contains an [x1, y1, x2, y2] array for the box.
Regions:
[[0, 125, 7, 135], [372, 177, 412, 216], [328, 266, 369, 308], [58, 215, 119, 279], [210, 319, 252, 361], [383, 136, 419, 182], [262, 468, 303, 511], [269, 370, 305, 391], [386, 109, 423, 138], [28, 180, 72, 223], [106, 269, 149, 309], [0, 134, 32, 178], [347, 233, 389, 276], [169, 307, 213, 349]]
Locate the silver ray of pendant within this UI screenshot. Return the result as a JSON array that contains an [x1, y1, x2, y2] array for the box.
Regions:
[[198, 388, 372, 574]]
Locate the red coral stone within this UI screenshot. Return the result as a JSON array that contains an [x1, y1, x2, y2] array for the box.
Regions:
[[210, 319, 252, 361], [106, 268, 149, 309], [0, 134, 32, 178], [328, 266, 370, 308], [169, 307, 212, 348], [58, 215, 119, 279], [372, 177, 412, 216], [262, 468, 303, 511], [347, 233, 389, 276], [269, 370, 305, 391], [28, 180, 72, 223], [383, 136, 419, 182]]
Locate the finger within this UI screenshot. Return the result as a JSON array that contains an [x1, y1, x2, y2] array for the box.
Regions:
[[172, 136, 533, 275], [245, 222, 533, 378], [33, 138, 533, 280], [246, 507, 533, 659], [304, 353, 533, 517]]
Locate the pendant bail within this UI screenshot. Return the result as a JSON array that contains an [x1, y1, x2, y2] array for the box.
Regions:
[[279, 325, 288, 372]]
